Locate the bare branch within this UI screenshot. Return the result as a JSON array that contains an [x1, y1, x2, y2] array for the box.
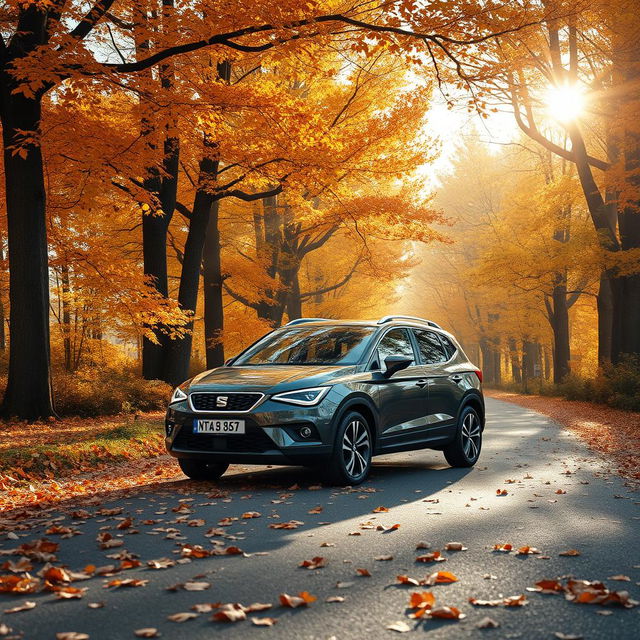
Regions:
[[69, 0, 118, 40]]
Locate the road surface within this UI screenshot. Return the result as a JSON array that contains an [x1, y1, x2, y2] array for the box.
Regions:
[[0, 397, 638, 639]]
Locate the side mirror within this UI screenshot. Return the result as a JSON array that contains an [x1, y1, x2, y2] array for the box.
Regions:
[[383, 355, 413, 378]]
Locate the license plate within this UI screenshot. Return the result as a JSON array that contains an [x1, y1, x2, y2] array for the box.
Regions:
[[195, 419, 245, 434]]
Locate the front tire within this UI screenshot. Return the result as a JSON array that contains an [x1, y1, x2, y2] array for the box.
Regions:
[[178, 459, 229, 481], [443, 406, 482, 467], [327, 411, 372, 486]]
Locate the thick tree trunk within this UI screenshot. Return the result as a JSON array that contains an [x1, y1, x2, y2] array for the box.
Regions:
[[0, 95, 54, 418], [597, 271, 613, 364], [163, 147, 219, 386], [479, 338, 496, 385], [203, 201, 225, 369], [255, 195, 284, 325]]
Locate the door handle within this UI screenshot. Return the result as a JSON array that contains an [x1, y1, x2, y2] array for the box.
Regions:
[[416, 379, 429, 388], [449, 374, 463, 383]]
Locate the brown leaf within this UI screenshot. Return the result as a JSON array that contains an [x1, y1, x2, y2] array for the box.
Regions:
[[279, 591, 316, 608], [356, 568, 372, 576], [269, 521, 304, 530], [0, 574, 39, 594], [372, 506, 389, 513], [213, 605, 246, 622], [554, 633, 583, 640], [241, 512, 261, 519], [133, 629, 159, 638], [4, 600, 37, 614], [415, 551, 446, 563], [492, 543, 512, 552], [56, 634, 90, 640], [251, 617, 278, 627], [496, 489, 508, 496], [308, 506, 323, 514], [516, 546, 541, 555], [430, 605, 466, 620], [559, 549, 581, 557], [167, 612, 199, 622], [299, 556, 326, 570], [444, 542, 467, 551], [408, 591, 435, 618], [105, 578, 148, 589], [425, 571, 458, 585]]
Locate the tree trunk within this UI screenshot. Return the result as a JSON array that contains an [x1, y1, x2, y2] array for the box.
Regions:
[[60, 263, 73, 372], [162, 143, 219, 386], [509, 338, 522, 384], [597, 271, 613, 364], [203, 200, 225, 369], [0, 87, 54, 418], [479, 338, 496, 385], [255, 194, 283, 325], [550, 276, 571, 383]]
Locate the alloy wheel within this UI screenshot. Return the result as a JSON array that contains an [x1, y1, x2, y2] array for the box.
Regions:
[[461, 411, 481, 460], [342, 419, 371, 478]]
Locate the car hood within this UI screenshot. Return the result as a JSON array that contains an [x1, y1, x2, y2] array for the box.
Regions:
[[188, 364, 355, 393]]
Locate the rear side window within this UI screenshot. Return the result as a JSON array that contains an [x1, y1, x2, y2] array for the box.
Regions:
[[438, 334, 457, 359], [373, 328, 415, 369], [413, 329, 448, 364]]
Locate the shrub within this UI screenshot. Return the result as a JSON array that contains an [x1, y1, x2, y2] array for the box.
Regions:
[[53, 367, 171, 417]]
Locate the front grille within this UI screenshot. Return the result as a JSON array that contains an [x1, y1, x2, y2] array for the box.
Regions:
[[189, 392, 262, 412], [172, 423, 275, 453]]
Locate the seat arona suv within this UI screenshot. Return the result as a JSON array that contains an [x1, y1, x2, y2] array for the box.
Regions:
[[165, 316, 484, 485]]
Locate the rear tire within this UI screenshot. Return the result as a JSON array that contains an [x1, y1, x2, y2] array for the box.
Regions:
[[178, 459, 229, 481], [443, 406, 482, 467], [326, 411, 372, 486]]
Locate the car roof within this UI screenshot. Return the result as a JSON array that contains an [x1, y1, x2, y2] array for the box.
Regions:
[[282, 317, 453, 336]]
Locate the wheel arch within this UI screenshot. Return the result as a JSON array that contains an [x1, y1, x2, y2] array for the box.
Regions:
[[458, 392, 485, 429], [333, 394, 380, 451]]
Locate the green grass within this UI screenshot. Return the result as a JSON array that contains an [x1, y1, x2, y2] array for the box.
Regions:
[[0, 419, 166, 479]]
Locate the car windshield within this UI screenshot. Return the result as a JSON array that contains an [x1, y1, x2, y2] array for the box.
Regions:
[[234, 325, 375, 366]]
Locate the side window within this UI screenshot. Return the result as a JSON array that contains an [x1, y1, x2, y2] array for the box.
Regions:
[[438, 334, 457, 359], [373, 329, 415, 369], [414, 329, 448, 364]]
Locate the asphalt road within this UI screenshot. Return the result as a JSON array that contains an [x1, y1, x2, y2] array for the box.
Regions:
[[1, 397, 638, 640]]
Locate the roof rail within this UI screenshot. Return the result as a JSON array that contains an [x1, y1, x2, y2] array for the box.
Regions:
[[377, 315, 442, 329], [285, 318, 329, 326]]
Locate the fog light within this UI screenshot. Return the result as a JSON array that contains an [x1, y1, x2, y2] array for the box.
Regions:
[[299, 426, 312, 439]]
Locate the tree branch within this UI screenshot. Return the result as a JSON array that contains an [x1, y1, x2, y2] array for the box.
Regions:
[[69, 0, 118, 40]]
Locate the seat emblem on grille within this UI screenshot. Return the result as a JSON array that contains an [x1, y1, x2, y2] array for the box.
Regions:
[[216, 396, 228, 408]]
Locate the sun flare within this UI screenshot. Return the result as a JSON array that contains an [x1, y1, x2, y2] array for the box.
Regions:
[[545, 83, 586, 122]]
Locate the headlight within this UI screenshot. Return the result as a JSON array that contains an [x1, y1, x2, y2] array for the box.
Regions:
[[271, 387, 331, 406], [169, 386, 188, 405]]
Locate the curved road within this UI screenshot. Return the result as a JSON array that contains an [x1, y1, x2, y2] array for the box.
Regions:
[[0, 398, 638, 639]]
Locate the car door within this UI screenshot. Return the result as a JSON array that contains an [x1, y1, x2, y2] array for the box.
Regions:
[[412, 329, 463, 434], [370, 327, 430, 446]]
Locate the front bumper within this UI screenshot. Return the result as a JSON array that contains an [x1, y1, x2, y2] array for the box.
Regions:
[[165, 396, 336, 465]]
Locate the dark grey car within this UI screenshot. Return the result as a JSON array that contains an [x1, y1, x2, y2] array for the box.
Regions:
[[165, 316, 484, 485]]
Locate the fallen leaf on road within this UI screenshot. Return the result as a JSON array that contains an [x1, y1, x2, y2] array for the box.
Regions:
[[56, 634, 89, 640], [147, 558, 174, 569], [415, 541, 430, 550], [559, 550, 581, 557], [372, 506, 389, 513], [326, 596, 345, 603], [87, 602, 104, 609], [386, 621, 411, 632], [555, 490, 567, 495], [241, 512, 261, 519], [554, 633, 583, 640], [375, 555, 394, 561], [408, 591, 435, 618], [496, 489, 508, 496], [416, 551, 446, 563], [608, 575, 630, 581], [425, 571, 458, 585], [279, 591, 316, 608], [105, 578, 147, 589], [476, 616, 500, 628], [516, 546, 540, 555], [251, 617, 277, 626], [269, 521, 304, 530], [299, 557, 326, 570], [430, 606, 466, 620], [356, 568, 372, 576], [0, 575, 39, 593], [376, 523, 400, 532], [308, 506, 323, 514], [213, 604, 246, 622], [492, 543, 512, 552], [167, 612, 198, 622], [444, 542, 467, 551], [134, 629, 159, 637], [4, 600, 36, 614]]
